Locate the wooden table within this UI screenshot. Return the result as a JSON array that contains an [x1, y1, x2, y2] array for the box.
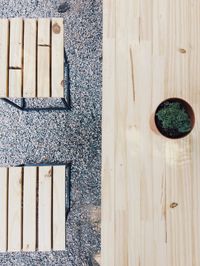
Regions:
[[102, 0, 200, 265]]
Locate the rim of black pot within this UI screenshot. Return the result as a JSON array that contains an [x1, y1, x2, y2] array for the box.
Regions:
[[154, 97, 195, 139]]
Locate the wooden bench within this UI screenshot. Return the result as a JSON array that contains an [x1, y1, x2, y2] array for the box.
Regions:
[[0, 18, 67, 110], [0, 165, 66, 252]]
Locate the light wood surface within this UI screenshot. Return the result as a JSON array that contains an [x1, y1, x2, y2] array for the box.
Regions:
[[37, 46, 50, 97], [8, 167, 22, 252], [0, 19, 8, 97], [102, 0, 116, 264], [23, 19, 36, 97], [53, 166, 66, 250], [0, 165, 66, 252], [102, 0, 200, 265], [9, 18, 23, 68], [0, 18, 64, 98], [38, 18, 50, 46], [38, 166, 52, 251], [37, 18, 50, 97], [9, 18, 23, 97], [9, 69, 22, 97], [51, 18, 64, 97], [0, 168, 7, 251], [23, 167, 37, 251]]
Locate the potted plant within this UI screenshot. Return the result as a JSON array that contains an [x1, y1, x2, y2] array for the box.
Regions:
[[155, 98, 195, 138]]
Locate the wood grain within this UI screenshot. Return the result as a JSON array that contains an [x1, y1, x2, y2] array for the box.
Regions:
[[38, 166, 52, 251], [23, 19, 36, 97], [9, 69, 22, 97], [102, 0, 200, 265], [8, 167, 22, 252], [37, 19, 50, 97], [53, 166, 65, 250], [0, 168, 7, 251], [38, 18, 50, 46], [9, 18, 23, 97], [102, 0, 116, 264], [51, 18, 64, 97], [9, 18, 23, 68], [0, 19, 9, 97], [23, 167, 37, 251], [37, 46, 50, 97]]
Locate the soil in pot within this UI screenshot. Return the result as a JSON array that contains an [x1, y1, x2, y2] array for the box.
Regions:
[[154, 98, 195, 139]]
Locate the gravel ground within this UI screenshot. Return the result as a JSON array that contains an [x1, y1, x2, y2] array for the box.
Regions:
[[0, 0, 102, 265]]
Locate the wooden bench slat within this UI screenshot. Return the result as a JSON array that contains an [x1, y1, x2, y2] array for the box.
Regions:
[[51, 18, 64, 97], [0, 168, 7, 251], [23, 19, 36, 97], [37, 19, 50, 97], [9, 18, 23, 97], [9, 69, 22, 97], [9, 18, 23, 68], [38, 18, 50, 46], [37, 46, 50, 97], [0, 19, 9, 97], [53, 166, 65, 250], [8, 167, 22, 252], [23, 167, 36, 251], [38, 166, 52, 251]]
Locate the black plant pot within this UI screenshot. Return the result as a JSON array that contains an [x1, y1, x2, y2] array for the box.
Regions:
[[154, 98, 195, 139]]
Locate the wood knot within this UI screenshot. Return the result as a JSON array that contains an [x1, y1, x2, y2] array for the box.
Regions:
[[45, 169, 52, 178], [61, 80, 64, 87], [48, 169, 52, 177], [179, 48, 186, 54], [52, 23, 61, 34], [170, 202, 178, 208]]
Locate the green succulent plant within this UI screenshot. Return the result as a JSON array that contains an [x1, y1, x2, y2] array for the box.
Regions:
[[156, 101, 192, 133]]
